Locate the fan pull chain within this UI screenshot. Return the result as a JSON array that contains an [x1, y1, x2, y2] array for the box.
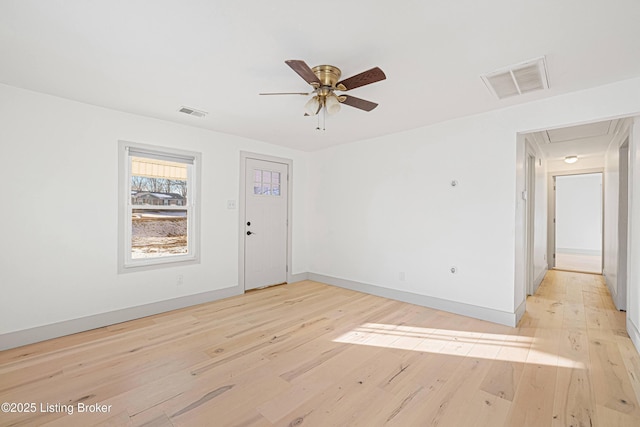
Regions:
[[315, 103, 326, 131]]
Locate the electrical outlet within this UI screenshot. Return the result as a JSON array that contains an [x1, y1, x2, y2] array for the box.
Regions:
[[399, 272, 406, 281], [227, 200, 236, 209], [177, 274, 184, 286]]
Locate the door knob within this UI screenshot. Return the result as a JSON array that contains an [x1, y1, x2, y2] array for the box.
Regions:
[[247, 231, 254, 235]]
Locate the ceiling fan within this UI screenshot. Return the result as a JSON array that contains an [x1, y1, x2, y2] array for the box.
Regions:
[[260, 60, 386, 121]]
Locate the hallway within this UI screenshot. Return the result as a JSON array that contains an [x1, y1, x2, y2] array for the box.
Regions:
[[518, 269, 640, 426]]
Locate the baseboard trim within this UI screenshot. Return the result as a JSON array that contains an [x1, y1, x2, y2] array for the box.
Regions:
[[556, 248, 602, 256], [1, 272, 526, 350], [628, 318, 640, 355], [515, 299, 526, 325], [532, 267, 547, 295], [0, 285, 243, 351], [603, 271, 620, 309], [307, 273, 518, 327], [289, 272, 309, 283]]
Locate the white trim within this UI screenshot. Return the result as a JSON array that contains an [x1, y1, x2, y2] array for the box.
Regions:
[[627, 118, 640, 354], [525, 141, 537, 296], [628, 316, 640, 355], [533, 266, 547, 295], [118, 140, 201, 273], [239, 151, 294, 290], [0, 285, 242, 351], [289, 272, 309, 283], [307, 273, 519, 327], [515, 298, 527, 325], [605, 272, 618, 303]]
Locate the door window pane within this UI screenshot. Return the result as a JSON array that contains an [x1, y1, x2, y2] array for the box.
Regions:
[[252, 169, 282, 197]]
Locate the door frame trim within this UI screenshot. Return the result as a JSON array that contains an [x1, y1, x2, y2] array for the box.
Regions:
[[524, 142, 536, 295], [239, 151, 293, 291], [547, 168, 604, 273]]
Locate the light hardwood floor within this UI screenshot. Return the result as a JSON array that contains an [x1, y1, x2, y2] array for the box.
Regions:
[[555, 252, 602, 274], [1, 271, 639, 426]]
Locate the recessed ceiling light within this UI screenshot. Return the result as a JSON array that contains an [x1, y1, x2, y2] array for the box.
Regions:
[[564, 155, 578, 164]]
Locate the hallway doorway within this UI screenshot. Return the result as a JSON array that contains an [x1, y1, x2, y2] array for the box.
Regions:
[[553, 172, 603, 274]]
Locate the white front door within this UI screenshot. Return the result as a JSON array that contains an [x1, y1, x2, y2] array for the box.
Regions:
[[244, 158, 288, 290]]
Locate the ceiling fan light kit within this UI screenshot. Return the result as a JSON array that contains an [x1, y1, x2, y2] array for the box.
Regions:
[[304, 96, 321, 116], [261, 59, 386, 130], [325, 94, 341, 115]]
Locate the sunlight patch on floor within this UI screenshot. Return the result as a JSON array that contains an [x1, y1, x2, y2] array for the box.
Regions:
[[333, 323, 583, 369]]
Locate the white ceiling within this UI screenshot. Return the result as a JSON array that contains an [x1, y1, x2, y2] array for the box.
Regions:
[[526, 119, 628, 162], [1, 0, 640, 151]]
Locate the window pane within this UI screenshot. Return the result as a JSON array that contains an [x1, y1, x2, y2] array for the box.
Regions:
[[272, 185, 280, 196], [272, 172, 280, 184], [131, 209, 187, 259], [131, 156, 188, 205], [254, 169, 261, 182], [253, 185, 262, 195], [262, 184, 271, 195], [262, 170, 272, 183]]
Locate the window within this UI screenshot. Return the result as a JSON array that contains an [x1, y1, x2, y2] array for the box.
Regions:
[[253, 168, 281, 196], [119, 141, 200, 271]]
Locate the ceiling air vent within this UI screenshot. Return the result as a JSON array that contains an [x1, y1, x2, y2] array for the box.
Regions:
[[178, 106, 208, 118], [481, 57, 549, 99]]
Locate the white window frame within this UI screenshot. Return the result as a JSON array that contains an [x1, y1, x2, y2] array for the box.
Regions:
[[118, 140, 201, 273]]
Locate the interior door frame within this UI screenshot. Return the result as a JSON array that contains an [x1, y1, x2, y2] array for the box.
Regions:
[[524, 144, 536, 295], [238, 151, 293, 291], [547, 168, 604, 273], [617, 138, 630, 310]]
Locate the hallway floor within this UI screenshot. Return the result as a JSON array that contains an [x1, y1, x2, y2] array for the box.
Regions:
[[519, 269, 639, 426], [555, 252, 602, 274]]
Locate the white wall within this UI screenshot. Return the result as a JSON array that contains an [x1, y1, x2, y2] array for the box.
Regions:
[[3, 76, 640, 347], [308, 114, 518, 319], [604, 139, 621, 300], [529, 141, 549, 294], [0, 84, 309, 341], [517, 137, 548, 299], [602, 123, 633, 309], [628, 118, 640, 350], [307, 76, 640, 326], [533, 153, 548, 291], [555, 173, 602, 254]]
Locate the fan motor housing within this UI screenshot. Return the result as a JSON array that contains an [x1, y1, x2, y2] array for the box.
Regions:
[[312, 65, 341, 88]]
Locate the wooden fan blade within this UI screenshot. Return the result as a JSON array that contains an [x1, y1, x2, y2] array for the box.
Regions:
[[259, 92, 310, 95], [285, 60, 321, 87], [336, 67, 386, 91], [340, 95, 378, 112]]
